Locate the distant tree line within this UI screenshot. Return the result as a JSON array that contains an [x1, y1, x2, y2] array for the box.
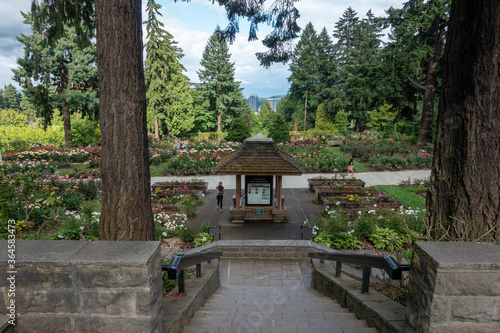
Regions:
[[279, 1, 451, 145]]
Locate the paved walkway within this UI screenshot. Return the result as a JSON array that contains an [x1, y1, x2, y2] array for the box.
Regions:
[[172, 170, 430, 240], [152, 169, 431, 190], [183, 259, 377, 333]]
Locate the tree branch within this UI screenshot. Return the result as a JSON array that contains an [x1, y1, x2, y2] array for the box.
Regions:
[[407, 75, 426, 90]]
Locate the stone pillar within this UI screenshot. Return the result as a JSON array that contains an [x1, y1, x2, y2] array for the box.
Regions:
[[404, 242, 500, 333], [0, 240, 163, 332]]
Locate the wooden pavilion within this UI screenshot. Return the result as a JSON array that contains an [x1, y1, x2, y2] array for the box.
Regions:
[[214, 133, 303, 223]]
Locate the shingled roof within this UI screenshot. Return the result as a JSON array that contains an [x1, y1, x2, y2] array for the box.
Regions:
[[214, 133, 303, 175]]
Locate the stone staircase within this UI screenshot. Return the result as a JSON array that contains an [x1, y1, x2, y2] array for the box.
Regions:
[[182, 259, 377, 333]]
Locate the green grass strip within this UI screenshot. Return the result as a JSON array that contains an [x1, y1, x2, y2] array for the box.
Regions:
[[57, 163, 88, 177], [375, 185, 426, 213], [330, 147, 370, 172], [150, 163, 170, 177]]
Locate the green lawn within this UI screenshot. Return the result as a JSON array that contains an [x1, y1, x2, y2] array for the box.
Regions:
[[330, 147, 370, 172], [56, 163, 88, 177], [375, 185, 426, 214], [150, 163, 170, 177]]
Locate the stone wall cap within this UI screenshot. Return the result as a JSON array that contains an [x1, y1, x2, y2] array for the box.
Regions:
[[0, 240, 161, 266], [68, 241, 161, 265], [0, 240, 89, 264], [416, 241, 500, 269]]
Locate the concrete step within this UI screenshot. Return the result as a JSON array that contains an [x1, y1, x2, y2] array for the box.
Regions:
[[186, 317, 373, 330], [183, 273, 377, 332], [193, 310, 356, 320], [183, 327, 378, 333]]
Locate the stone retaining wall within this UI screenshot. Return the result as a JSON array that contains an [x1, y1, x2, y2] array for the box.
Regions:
[[187, 240, 332, 260], [0, 240, 162, 333], [404, 242, 500, 333], [311, 258, 405, 333], [162, 260, 220, 333]]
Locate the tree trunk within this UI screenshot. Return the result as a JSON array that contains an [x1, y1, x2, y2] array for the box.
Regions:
[[62, 102, 72, 146], [217, 89, 222, 132], [96, 0, 155, 241], [417, 17, 446, 146], [426, 0, 500, 242], [154, 117, 159, 140], [303, 89, 308, 131], [59, 62, 72, 146]]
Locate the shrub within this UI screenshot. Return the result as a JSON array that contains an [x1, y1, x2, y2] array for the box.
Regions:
[[69, 118, 98, 147], [226, 118, 250, 142], [194, 231, 212, 247], [315, 103, 334, 131], [61, 190, 85, 210], [268, 114, 290, 144]]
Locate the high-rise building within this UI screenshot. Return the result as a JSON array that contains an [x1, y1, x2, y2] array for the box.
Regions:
[[247, 94, 259, 114], [266, 98, 280, 112]]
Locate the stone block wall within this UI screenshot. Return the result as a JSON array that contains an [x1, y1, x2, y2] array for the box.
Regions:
[[189, 240, 331, 260], [404, 242, 500, 333], [0, 240, 162, 333]]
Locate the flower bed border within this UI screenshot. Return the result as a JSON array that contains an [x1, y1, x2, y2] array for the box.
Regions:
[[307, 178, 366, 192], [151, 182, 208, 195]]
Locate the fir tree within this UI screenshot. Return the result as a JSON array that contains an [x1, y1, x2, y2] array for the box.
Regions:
[[13, 7, 98, 145], [226, 117, 250, 142], [268, 114, 290, 144], [314, 103, 333, 131], [144, 0, 194, 138], [2, 84, 22, 110], [197, 26, 246, 132], [386, 0, 450, 145], [287, 22, 320, 131], [257, 101, 275, 135]]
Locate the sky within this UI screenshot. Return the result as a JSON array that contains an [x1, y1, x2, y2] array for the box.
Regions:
[[0, 0, 405, 99]]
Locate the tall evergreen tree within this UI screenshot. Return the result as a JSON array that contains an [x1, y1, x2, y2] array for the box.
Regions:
[[287, 22, 320, 131], [197, 26, 246, 132], [332, 8, 385, 132], [257, 101, 275, 134], [2, 84, 22, 110], [386, 0, 450, 145], [13, 8, 98, 145], [345, 10, 384, 132], [144, 0, 193, 139]]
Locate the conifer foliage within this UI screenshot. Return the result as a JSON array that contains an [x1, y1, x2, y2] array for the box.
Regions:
[[268, 113, 290, 144], [226, 117, 250, 142], [197, 26, 247, 133], [144, 0, 194, 138], [13, 6, 98, 145]]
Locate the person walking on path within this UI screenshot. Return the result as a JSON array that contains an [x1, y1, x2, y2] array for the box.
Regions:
[[347, 155, 354, 176], [216, 181, 224, 213]]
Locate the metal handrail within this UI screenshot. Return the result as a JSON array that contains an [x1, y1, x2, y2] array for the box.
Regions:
[[207, 225, 221, 241], [309, 252, 411, 293], [300, 225, 320, 241], [162, 250, 223, 293]]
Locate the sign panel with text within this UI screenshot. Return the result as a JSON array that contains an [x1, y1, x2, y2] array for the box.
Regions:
[[245, 176, 273, 206]]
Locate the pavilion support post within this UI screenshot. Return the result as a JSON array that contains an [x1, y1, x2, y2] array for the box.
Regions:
[[277, 175, 283, 209], [236, 175, 241, 209]]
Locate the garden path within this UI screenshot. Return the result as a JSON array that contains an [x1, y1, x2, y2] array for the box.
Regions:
[[152, 169, 431, 190]]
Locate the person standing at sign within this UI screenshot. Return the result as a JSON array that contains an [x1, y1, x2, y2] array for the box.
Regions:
[[216, 181, 224, 213]]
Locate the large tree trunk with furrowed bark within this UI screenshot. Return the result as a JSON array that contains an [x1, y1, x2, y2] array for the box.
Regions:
[[426, 0, 500, 242], [96, 0, 155, 241]]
